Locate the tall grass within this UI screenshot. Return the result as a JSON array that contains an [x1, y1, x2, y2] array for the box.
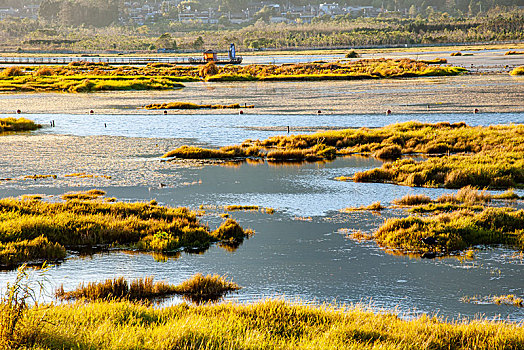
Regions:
[[22, 299, 524, 349], [0, 264, 46, 349]]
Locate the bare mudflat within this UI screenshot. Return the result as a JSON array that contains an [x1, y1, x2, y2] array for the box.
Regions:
[[0, 74, 521, 115]]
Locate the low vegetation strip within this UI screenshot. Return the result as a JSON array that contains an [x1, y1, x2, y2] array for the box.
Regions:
[[0, 193, 252, 268], [0, 58, 466, 93], [0, 117, 41, 132], [14, 299, 524, 349], [373, 207, 524, 254], [463, 294, 524, 307], [144, 102, 253, 110], [202, 59, 466, 81], [0, 73, 184, 93]]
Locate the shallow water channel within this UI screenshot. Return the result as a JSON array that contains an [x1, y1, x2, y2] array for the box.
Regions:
[[1, 111, 524, 321]]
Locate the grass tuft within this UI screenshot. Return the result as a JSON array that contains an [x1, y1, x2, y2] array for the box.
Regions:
[[341, 201, 385, 212]]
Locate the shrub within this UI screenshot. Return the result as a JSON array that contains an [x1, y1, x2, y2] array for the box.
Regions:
[[212, 219, 251, 242], [2, 66, 23, 77], [199, 62, 219, 77], [345, 50, 360, 58]]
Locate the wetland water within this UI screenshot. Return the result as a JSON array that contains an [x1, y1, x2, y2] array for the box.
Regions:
[[1, 111, 524, 321]]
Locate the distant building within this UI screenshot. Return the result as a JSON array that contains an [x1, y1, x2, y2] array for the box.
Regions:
[[0, 8, 18, 20], [319, 3, 343, 16]]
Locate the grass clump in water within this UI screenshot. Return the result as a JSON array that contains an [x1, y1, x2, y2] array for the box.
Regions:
[[55, 276, 177, 302], [23, 174, 57, 180], [341, 201, 385, 212], [393, 194, 432, 206], [0, 118, 41, 133], [373, 206, 524, 254], [61, 189, 106, 200], [174, 273, 240, 303], [394, 186, 516, 214], [510, 66, 524, 75], [163, 145, 261, 159], [55, 274, 241, 304], [463, 294, 524, 308], [0, 193, 252, 267], [165, 122, 524, 188], [224, 205, 259, 211], [145, 102, 251, 110], [493, 294, 524, 307]]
